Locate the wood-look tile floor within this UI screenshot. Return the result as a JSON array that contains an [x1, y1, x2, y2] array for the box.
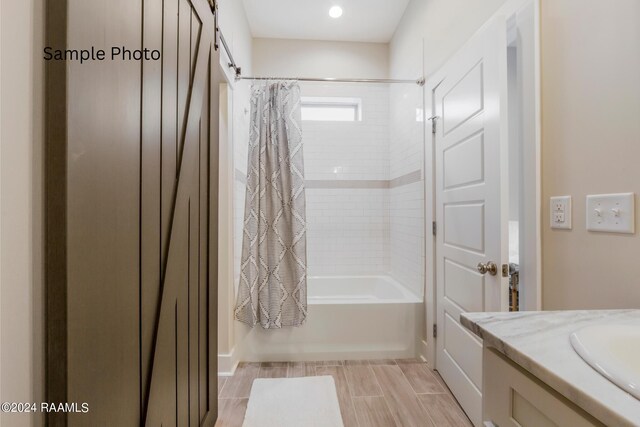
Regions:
[[216, 359, 472, 427]]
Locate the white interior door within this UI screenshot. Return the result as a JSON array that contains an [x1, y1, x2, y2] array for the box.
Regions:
[[434, 16, 510, 427]]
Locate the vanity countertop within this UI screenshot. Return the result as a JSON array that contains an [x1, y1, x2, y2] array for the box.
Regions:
[[461, 309, 640, 427]]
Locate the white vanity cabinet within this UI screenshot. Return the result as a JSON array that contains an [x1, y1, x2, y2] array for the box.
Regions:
[[483, 347, 605, 427]]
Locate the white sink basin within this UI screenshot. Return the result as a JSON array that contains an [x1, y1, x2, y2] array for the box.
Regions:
[[570, 323, 640, 400]]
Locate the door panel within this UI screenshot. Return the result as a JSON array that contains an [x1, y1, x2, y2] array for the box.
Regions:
[[444, 259, 485, 313], [443, 131, 485, 189], [434, 15, 509, 427], [143, 1, 219, 425], [161, 0, 180, 267], [442, 63, 484, 135], [64, 0, 143, 424], [443, 203, 485, 252], [141, 0, 164, 418], [444, 313, 483, 389]]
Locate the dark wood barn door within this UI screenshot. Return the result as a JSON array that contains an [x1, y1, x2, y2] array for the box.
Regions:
[[45, 0, 221, 425], [141, 0, 220, 425]]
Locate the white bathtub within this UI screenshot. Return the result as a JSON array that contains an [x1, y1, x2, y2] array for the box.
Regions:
[[308, 275, 421, 304], [238, 275, 424, 362]]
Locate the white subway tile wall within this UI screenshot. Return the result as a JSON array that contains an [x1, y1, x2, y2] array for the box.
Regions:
[[233, 81, 252, 288], [233, 183, 245, 288], [390, 86, 424, 178], [390, 181, 424, 296], [232, 81, 424, 296], [389, 85, 425, 297], [302, 83, 390, 181], [303, 83, 390, 276], [306, 189, 390, 276]]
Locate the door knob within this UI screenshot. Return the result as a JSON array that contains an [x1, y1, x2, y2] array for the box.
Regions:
[[477, 261, 498, 276]]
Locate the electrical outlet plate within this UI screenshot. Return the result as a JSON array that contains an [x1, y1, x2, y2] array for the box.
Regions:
[[550, 196, 572, 230], [586, 193, 635, 234]]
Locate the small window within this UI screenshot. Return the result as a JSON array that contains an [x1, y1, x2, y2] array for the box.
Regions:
[[301, 97, 362, 122]]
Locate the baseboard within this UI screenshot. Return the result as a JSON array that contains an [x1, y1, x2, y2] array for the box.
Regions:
[[218, 347, 239, 377], [419, 339, 432, 368], [241, 347, 417, 363]]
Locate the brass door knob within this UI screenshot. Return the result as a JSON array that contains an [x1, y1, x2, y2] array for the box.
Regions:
[[477, 261, 498, 276]]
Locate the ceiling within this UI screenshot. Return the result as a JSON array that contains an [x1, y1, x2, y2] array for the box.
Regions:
[[241, 0, 411, 43]]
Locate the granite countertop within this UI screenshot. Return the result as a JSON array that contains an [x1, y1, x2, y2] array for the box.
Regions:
[[461, 310, 640, 427]]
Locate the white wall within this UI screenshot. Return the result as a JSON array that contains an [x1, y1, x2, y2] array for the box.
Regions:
[[253, 38, 389, 79], [391, 0, 509, 79], [0, 0, 45, 425], [507, 46, 521, 224], [541, 0, 640, 309], [218, 0, 253, 76], [216, 0, 254, 371]]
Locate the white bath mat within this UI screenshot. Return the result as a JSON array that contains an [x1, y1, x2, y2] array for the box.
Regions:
[[242, 376, 344, 427]]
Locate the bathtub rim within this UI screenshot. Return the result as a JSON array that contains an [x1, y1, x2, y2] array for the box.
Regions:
[[306, 274, 422, 305]]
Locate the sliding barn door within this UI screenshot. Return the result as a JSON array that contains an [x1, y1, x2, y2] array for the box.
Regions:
[[142, 0, 220, 425], [45, 0, 221, 425]]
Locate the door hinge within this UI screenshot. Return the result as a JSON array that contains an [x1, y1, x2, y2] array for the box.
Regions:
[[433, 324, 438, 338], [428, 115, 439, 134], [432, 221, 437, 236]]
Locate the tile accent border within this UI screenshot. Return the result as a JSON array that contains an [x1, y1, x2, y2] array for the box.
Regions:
[[389, 170, 422, 189], [306, 179, 390, 189], [234, 169, 422, 190]]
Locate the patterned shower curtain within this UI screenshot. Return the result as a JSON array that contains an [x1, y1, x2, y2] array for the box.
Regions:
[[234, 81, 308, 329]]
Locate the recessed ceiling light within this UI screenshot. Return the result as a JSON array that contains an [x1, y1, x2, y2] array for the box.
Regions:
[[329, 6, 343, 19]]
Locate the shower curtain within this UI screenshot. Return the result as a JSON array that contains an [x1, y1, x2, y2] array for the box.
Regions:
[[234, 81, 308, 329]]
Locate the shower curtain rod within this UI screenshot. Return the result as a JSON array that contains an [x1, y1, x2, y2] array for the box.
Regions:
[[238, 76, 425, 86]]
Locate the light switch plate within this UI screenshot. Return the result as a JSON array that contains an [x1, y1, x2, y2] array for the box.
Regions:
[[550, 196, 572, 229], [586, 193, 635, 234]]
